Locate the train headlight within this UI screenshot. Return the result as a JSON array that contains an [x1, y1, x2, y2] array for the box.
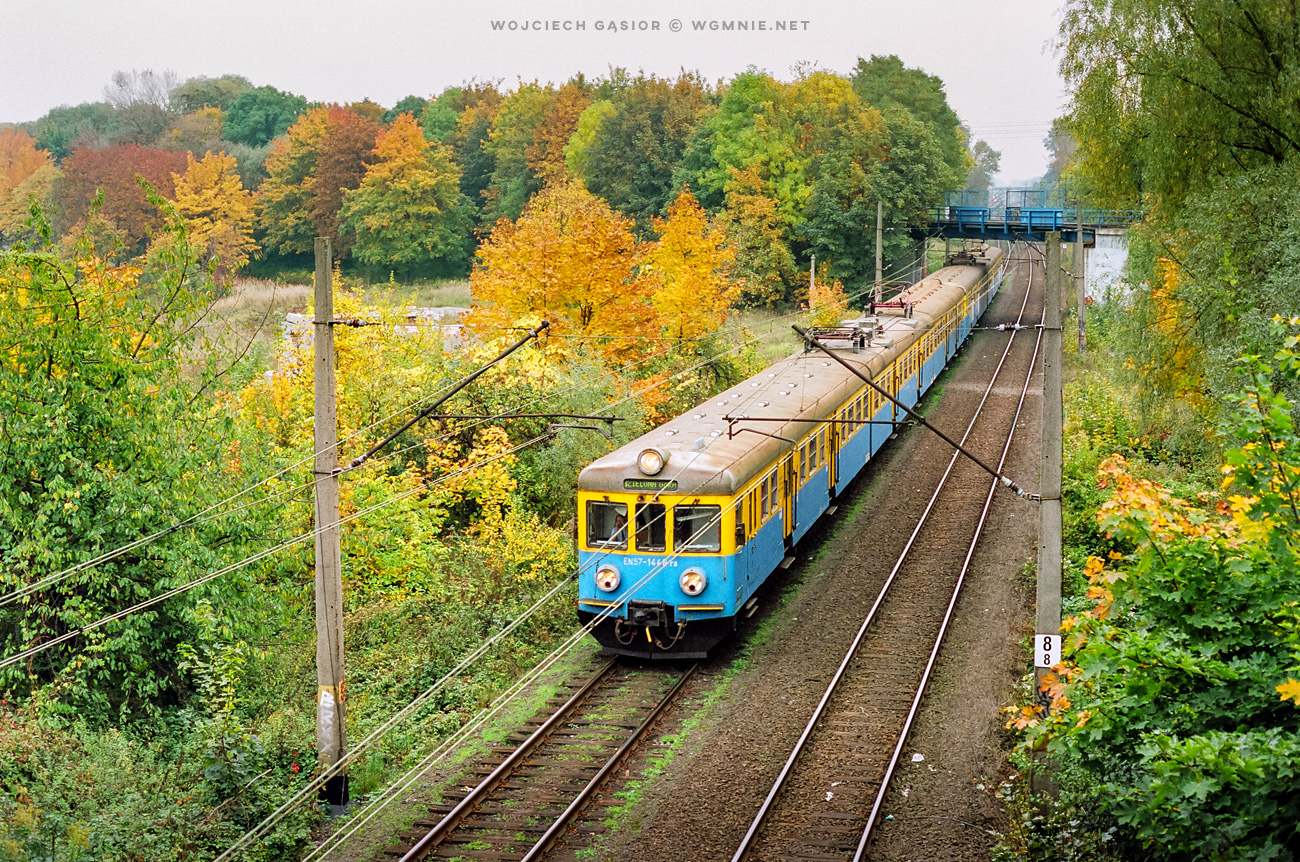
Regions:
[[637, 447, 667, 475], [595, 565, 621, 593], [679, 568, 707, 597]]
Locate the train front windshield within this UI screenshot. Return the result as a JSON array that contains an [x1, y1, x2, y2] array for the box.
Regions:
[[674, 505, 722, 553], [635, 503, 667, 551], [586, 501, 628, 549]]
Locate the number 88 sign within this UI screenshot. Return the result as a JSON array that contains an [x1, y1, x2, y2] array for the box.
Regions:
[[1035, 633, 1061, 668]]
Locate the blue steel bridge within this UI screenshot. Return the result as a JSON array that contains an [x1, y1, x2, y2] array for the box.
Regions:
[[915, 189, 1143, 246]]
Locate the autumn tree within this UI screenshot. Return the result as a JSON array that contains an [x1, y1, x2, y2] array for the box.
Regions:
[[1061, 0, 1300, 208], [579, 73, 713, 230], [308, 107, 381, 253], [26, 102, 119, 159], [341, 113, 472, 277], [163, 105, 224, 155], [0, 163, 59, 245], [0, 130, 51, 196], [169, 150, 258, 281], [448, 97, 503, 225], [255, 106, 379, 256], [563, 99, 615, 179], [225, 85, 310, 147], [169, 73, 254, 113], [467, 179, 653, 360], [720, 167, 797, 306], [346, 99, 386, 124], [643, 191, 738, 340], [52, 144, 188, 252], [482, 82, 556, 222], [527, 83, 590, 182], [103, 68, 179, 145]]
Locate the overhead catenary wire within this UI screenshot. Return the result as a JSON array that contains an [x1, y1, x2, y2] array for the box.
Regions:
[[0, 433, 554, 672], [212, 241, 989, 857], [7, 240, 933, 608], [215, 442, 748, 861]]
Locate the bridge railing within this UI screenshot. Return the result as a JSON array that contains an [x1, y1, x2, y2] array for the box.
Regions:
[[927, 207, 1144, 230]]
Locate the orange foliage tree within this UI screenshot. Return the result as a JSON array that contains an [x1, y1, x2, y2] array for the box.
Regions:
[[526, 83, 590, 182], [0, 129, 56, 243], [0, 129, 50, 195], [467, 179, 655, 361]]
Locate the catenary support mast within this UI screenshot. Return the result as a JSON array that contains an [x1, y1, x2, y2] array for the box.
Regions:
[[314, 237, 348, 806]]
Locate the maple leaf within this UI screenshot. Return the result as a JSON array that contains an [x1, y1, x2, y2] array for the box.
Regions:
[[1277, 677, 1300, 706]]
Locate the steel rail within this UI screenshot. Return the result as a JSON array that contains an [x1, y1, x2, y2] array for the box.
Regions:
[[730, 247, 1037, 862], [854, 253, 1046, 860], [397, 657, 617, 862], [519, 664, 699, 862]]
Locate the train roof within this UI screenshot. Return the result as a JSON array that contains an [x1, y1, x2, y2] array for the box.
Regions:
[[578, 249, 1002, 498]]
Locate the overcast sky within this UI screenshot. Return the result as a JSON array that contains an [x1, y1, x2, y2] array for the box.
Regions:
[[0, 0, 1067, 183]]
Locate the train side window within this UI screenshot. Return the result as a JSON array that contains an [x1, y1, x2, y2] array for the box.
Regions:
[[634, 502, 666, 552], [819, 430, 826, 464], [800, 446, 808, 482], [759, 479, 769, 519], [767, 472, 778, 510], [586, 501, 628, 550], [675, 505, 722, 553]]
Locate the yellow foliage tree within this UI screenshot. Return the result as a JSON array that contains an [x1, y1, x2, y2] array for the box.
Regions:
[[467, 178, 656, 361], [643, 191, 740, 340], [170, 151, 258, 282], [808, 274, 849, 327]]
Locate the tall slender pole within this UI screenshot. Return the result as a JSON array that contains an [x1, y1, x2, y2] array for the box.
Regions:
[[875, 200, 884, 304], [809, 253, 816, 314], [1076, 205, 1086, 352], [314, 237, 348, 807], [1036, 235, 1064, 700]]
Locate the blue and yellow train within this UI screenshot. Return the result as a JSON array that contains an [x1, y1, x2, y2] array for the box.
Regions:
[[576, 245, 1006, 658]]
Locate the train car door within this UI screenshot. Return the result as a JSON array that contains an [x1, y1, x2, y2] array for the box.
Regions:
[[829, 419, 840, 494], [733, 494, 750, 601], [782, 456, 796, 543]]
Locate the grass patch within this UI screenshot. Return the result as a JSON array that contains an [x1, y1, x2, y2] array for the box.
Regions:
[[362, 279, 472, 308]]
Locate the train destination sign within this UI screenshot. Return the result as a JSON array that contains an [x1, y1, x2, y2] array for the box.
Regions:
[[624, 478, 678, 491]]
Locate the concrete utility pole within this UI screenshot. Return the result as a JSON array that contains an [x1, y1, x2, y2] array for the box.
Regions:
[[1076, 205, 1086, 352], [809, 253, 816, 314], [875, 200, 884, 304], [1036, 234, 1064, 698], [313, 237, 348, 807]]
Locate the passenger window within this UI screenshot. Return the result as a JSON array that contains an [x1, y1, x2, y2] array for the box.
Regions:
[[800, 447, 808, 482], [674, 505, 722, 553], [635, 502, 666, 552], [819, 431, 826, 464], [586, 501, 628, 550], [760, 479, 769, 519], [735, 498, 746, 547]]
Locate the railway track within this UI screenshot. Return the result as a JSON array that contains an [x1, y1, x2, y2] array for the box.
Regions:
[[384, 660, 696, 862], [730, 247, 1045, 862]]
